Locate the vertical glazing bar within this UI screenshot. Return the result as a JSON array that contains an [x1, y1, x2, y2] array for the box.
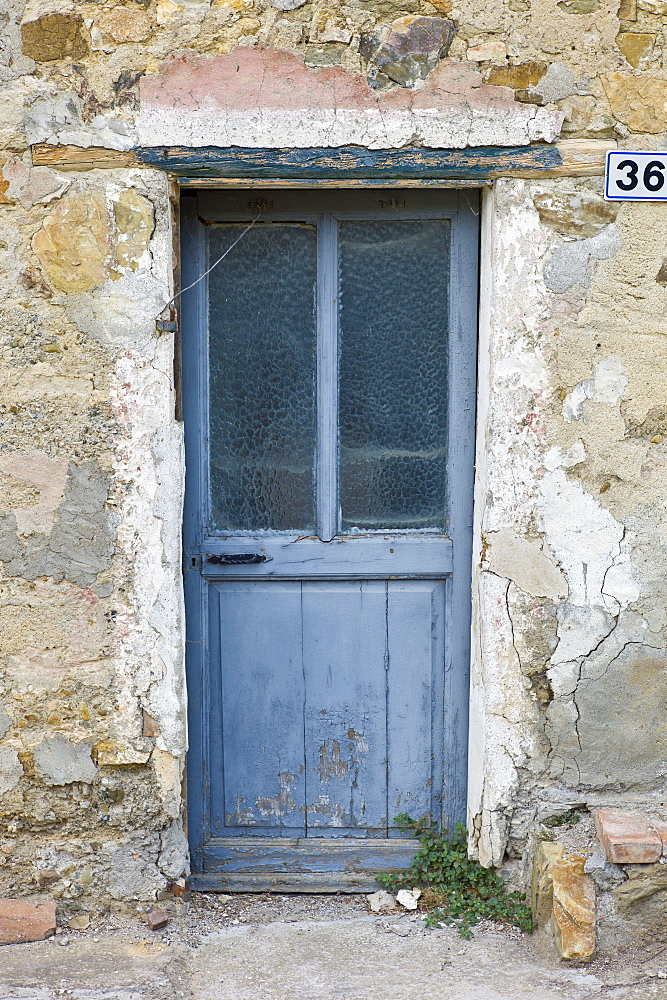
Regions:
[[317, 213, 338, 542]]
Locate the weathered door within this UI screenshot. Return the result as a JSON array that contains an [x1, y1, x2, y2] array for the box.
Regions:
[[182, 189, 478, 891]]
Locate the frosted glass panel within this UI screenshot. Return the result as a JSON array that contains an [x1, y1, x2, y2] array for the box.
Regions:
[[338, 220, 450, 531], [208, 224, 317, 532]]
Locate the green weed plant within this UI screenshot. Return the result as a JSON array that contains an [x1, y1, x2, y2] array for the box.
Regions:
[[376, 815, 534, 940]]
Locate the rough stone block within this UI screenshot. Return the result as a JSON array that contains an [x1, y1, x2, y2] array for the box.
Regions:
[[532, 190, 618, 239], [0, 899, 57, 945], [21, 13, 88, 62], [467, 41, 507, 62], [268, 0, 307, 9], [616, 31, 654, 68], [602, 73, 667, 133], [551, 856, 596, 962], [95, 8, 152, 44], [583, 853, 626, 890], [531, 841, 565, 927], [93, 740, 152, 767], [594, 808, 662, 864], [637, 0, 667, 12], [32, 192, 109, 293], [112, 189, 155, 271], [36, 871, 60, 889], [486, 61, 547, 90], [618, 0, 637, 17], [367, 890, 395, 913], [614, 863, 667, 912], [362, 15, 456, 89]]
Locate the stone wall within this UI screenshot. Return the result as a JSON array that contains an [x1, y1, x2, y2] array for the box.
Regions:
[[0, 145, 186, 900], [0, 0, 666, 904]]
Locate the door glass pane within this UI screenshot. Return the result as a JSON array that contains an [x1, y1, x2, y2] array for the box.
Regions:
[[208, 224, 317, 532], [338, 220, 450, 532]]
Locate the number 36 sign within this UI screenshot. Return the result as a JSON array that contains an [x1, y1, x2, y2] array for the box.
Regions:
[[605, 151, 667, 200]]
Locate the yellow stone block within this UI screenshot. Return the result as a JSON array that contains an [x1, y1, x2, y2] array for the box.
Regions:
[[616, 32, 654, 68], [32, 193, 109, 293], [95, 8, 152, 44], [603, 73, 667, 133], [551, 855, 596, 962], [113, 189, 155, 272], [531, 841, 565, 927]]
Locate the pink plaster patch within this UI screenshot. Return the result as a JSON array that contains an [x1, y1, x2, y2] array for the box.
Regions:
[[140, 47, 513, 116], [0, 453, 68, 536]]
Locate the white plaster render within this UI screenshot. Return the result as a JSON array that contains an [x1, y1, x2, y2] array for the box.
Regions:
[[544, 440, 586, 470], [107, 170, 187, 764], [67, 272, 165, 353], [539, 457, 640, 713], [539, 470, 638, 618], [468, 181, 553, 867], [134, 104, 561, 151], [562, 355, 629, 422], [486, 527, 568, 600], [111, 337, 186, 759]]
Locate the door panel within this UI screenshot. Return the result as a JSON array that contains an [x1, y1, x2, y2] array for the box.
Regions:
[[182, 189, 479, 889], [303, 581, 388, 835], [213, 582, 305, 836], [387, 581, 445, 828]]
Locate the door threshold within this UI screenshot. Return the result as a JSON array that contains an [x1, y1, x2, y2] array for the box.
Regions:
[[194, 836, 418, 893]]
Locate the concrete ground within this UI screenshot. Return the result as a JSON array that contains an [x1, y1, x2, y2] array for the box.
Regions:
[[0, 893, 665, 1000]]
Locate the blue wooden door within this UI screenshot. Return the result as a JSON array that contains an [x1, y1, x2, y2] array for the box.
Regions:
[[182, 190, 478, 890]]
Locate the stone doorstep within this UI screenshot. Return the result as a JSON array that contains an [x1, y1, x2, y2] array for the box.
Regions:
[[594, 808, 665, 864], [0, 898, 57, 945]]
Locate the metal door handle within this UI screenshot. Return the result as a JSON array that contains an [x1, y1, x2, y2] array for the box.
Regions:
[[205, 553, 272, 565]]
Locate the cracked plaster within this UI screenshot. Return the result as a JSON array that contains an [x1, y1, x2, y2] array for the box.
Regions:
[[470, 179, 667, 868], [136, 47, 562, 150]]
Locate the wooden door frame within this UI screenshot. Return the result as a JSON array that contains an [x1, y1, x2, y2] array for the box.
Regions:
[[180, 178, 479, 889]]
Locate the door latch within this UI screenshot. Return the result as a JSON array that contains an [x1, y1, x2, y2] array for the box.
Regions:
[[205, 553, 272, 565]]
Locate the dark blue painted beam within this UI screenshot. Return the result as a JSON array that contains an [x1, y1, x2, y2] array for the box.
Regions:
[[134, 143, 562, 180]]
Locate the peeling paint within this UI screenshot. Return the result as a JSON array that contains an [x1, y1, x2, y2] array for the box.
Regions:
[[317, 740, 350, 782], [256, 773, 298, 818]]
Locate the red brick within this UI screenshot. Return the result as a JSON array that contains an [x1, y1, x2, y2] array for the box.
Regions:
[[0, 899, 57, 945], [147, 907, 169, 930], [170, 878, 190, 900], [651, 820, 667, 857], [594, 808, 662, 864]]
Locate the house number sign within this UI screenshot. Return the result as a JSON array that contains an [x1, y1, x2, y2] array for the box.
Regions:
[[605, 151, 667, 201]]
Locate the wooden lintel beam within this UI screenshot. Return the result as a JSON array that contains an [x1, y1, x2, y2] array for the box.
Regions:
[[31, 139, 614, 180], [31, 144, 140, 170]]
